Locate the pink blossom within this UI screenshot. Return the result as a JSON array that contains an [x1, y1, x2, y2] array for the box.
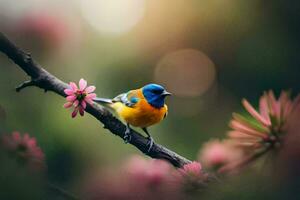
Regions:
[[215, 91, 300, 173], [124, 155, 174, 186], [228, 91, 298, 151], [0, 132, 45, 171], [16, 12, 70, 50], [82, 155, 182, 200], [178, 162, 202, 177], [175, 161, 210, 195], [122, 156, 180, 198], [198, 139, 243, 169], [64, 78, 96, 118]]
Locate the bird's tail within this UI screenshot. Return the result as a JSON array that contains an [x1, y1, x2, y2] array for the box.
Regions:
[[93, 97, 113, 104]]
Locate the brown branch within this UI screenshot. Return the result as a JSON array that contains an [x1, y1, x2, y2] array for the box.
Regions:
[[16, 80, 35, 91], [0, 32, 191, 168]]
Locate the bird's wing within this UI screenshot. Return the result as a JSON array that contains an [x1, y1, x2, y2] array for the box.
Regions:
[[112, 90, 140, 107]]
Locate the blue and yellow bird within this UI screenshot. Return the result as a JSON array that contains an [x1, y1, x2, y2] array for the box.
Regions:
[[94, 84, 171, 151]]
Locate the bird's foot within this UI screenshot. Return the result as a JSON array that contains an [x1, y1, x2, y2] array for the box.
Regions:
[[123, 127, 131, 144], [146, 136, 154, 153]]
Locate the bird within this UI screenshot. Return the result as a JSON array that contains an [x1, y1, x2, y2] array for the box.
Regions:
[[93, 83, 171, 152]]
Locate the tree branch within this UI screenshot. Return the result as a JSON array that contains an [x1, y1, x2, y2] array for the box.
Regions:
[[0, 32, 191, 168], [16, 80, 35, 91]]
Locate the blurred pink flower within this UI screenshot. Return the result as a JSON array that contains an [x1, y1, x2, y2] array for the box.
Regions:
[[64, 78, 96, 118], [16, 12, 70, 50], [124, 155, 174, 186], [83, 155, 182, 200], [228, 91, 297, 151], [217, 90, 300, 173], [0, 132, 45, 171], [175, 161, 210, 196], [198, 139, 243, 169], [178, 161, 202, 177]]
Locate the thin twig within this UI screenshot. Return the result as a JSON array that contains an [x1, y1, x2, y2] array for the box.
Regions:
[[16, 80, 34, 92], [0, 32, 192, 168]]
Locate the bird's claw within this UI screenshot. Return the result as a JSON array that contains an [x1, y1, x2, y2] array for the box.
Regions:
[[123, 134, 131, 143], [123, 129, 131, 144], [146, 137, 154, 153]]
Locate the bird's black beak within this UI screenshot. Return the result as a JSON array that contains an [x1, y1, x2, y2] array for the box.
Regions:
[[162, 90, 172, 96]]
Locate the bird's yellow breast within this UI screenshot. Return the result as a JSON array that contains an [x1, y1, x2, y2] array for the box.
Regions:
[[111, 99, 168, 128]]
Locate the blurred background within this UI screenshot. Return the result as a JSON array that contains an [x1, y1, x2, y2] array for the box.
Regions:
[[0, 0, 300, 199]]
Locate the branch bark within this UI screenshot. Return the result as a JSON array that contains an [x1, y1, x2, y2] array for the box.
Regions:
[[0, 32, 191, 168]]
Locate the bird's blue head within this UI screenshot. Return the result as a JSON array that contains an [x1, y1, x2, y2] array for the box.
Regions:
[[142, 84, 171, 108]]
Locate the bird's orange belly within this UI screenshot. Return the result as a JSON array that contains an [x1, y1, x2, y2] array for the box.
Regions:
[[123, 108, 165, 127], [111, 101, 167, 128]]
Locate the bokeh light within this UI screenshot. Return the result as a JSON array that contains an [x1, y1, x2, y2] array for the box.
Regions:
[[154, 49, 216, 97], [0, 0, 45, 19], [79, 0, 145, 35]]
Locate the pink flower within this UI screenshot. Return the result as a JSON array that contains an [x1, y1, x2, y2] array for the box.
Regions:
[[228, 90, 297, 151], [216, 90, 300, 173], [176, 162, 210, 195], [16, 12, 70, 50], [82, 155, 182, 200], [64, 78, 96, 118], [124, 155, 174, 186], [0, 132, 45, 171], [198, 139, 243, 169], [178, 162, 202, 177]]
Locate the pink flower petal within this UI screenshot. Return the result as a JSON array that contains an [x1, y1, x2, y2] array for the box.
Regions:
[[242, 99, 271, 127], [259, 94, 270, 123], [198, 139, 243, 168], [69, 82, 78, 91], [230, 141, 258, 148], [232, 113, 269, 133], [73, 100, 80, 107], [266, 90, 279, 118], [72, 108, 78, 118], [270, 93, 281, 120], [66, 95, 77, 102], [85, 86, 96, 93], [81, 100, 87, 109], [179, 161, 203, 177], [279, 91, 291, 119], [279, 91, 289, 108], [85, 99, 94, 105], [85, 93, 96, 100], [79, 78, 87, 91], [230, 120, 267, 138], [63, 102, 73, 108], [228, 132, 263, 144], [64, 88, 74, 95], [228, 131, 258, 139], [27, 138, 37, 147], [79, 106, 85, 116]]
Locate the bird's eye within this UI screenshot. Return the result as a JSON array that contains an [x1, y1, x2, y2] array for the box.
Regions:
[[153, 90, 162, 94]]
